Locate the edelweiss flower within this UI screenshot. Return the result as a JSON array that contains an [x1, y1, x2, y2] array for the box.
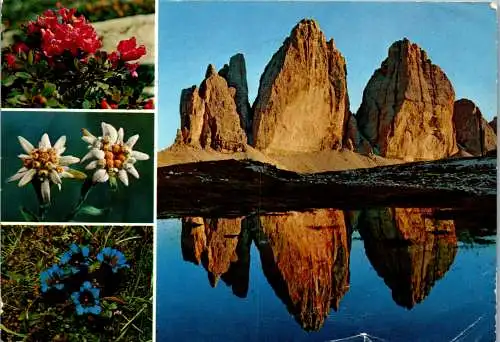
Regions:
[[8, 134, 81, 203], [81, 122, 149, 186]]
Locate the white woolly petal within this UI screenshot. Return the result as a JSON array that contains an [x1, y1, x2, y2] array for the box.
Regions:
[[125, 164, 140, 179], [92, 169, 109, 183], [53, 136, 66, 154], [59, 155, 80, 166], [80, 150, 95, 163], [125, 134, 139, 149], [93, 149, 105, 160], [18, 168, 36, 186], [102, 122, 118, 144], [18, 154, 31, 159], [49, 170, 62, 185], [57, 183, 62, 191], [85, 160, 98, 170], [82, 135, 97, 145], [18, 136, 34, 154], [41, 179, 51, 203], [39, 133, 51, 149], [131, 150, 150, 161], [117, 128, 124, 144], [8, 170, 27, 182], [118, 169, 129, 186], [60, 171, 74, 179]]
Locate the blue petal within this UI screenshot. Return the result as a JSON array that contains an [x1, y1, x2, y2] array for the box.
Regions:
[[76, 305, 84, 315], [41, 284, 48, 293], [81, 281, 92, 290], [70, 244, 79, 253], [89, 305, 101, 315], [60, 252, 71, 264], [55, 283, 64, 290], [96, 252, 104, 262], [81, 246, 89, 257], [71, 292, 80, 303], [90, 287, 100, 298]]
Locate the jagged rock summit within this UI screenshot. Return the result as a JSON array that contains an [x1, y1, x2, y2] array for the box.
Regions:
[[252, 19, 350, 153], [356, 38, 458, 161], [453, 99, 497, 156], [177, 61, 248, 152]]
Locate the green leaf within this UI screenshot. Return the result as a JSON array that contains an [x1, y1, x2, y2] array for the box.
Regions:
[[78, 205, 108, 216], [15, 71, 31, 79], [2, 75, 16, 87], [96, 81, 109, 90], [42, 82, 56, 97], [20, 206, 39, 222], [45, 98, 60, 108], [82, 99, 92, 109], [28, 50, 34, 65], [66, 169, 87, 180]]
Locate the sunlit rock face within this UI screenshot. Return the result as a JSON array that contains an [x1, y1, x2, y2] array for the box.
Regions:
[[252, 19, 350, 153], [357, 39, 458, 161], [358, 208, 458, 309], [181, 217, 250, 296], [254, 209, 351, 331], [177, 64, 248, 152]]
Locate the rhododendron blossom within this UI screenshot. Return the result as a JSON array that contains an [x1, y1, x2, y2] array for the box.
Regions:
[[29, 8, 102, 58], [116, 37, 146, 62]]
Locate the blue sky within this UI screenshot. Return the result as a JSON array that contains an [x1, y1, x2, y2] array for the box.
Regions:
[[158, 2, 497, 149]]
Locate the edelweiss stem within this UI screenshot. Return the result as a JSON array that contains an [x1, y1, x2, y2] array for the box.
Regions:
[[31, 179, 49, 221], [66, 178, 94, 221]]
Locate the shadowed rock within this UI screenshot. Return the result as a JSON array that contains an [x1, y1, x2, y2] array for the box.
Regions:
[[254, 209, 351, 331], [181, 217, 250, 296], [358, 208, 458, 309], [252, 19, 350, 153], [357, 38, 458, 161], [219, 54, 253, 143], [453, 99, 497, 156]]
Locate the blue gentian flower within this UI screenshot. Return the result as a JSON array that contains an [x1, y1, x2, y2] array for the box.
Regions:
[[71, 281, 102, 316], [40, 264, 65, 293], [59, 243, 90, 274], [96, 247, 130, 273]]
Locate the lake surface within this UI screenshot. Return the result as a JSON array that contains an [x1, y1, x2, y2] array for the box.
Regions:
[[157, 207, 496, 341]]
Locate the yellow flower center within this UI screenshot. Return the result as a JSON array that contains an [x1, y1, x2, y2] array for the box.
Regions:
[[22, 147, 63, 177], [99, 143, 129, 171]]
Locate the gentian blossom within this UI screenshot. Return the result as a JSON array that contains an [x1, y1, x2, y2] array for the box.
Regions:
[[59, 243, 90, 275], [71, 281, 102, 315], [97, 247, 130, 273], [7, 134, 81, 203], [81, 122, 150, 187], [40, 264, 65, 292]]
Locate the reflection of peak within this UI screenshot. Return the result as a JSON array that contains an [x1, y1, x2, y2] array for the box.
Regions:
[[254, 209, 351, 331], [180, 217, 251, 297], [358, 208, 457, 309]]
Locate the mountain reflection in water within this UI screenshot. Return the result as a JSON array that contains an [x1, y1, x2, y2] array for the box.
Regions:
[[179, 207, 494, 332]]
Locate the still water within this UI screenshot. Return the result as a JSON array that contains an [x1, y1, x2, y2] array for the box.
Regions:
[[157, 208, 496, 341]]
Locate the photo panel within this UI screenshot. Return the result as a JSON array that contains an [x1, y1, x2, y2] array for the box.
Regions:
[[1, 110, 154, 223], [0, 225, 153, 341], [1, 0, 155, 110], [156, 1, 497, 341]]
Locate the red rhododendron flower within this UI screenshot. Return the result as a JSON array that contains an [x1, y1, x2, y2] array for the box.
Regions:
[[12, 42, 30, 54], [108, 51, 120, 68], [116, 37, 146, 62], [101, 99, 118, 109], [125, 62, 139, 78], [4, 54, 17, 68], [144, 99, 154, 110], [27, 8, 102, 58]]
